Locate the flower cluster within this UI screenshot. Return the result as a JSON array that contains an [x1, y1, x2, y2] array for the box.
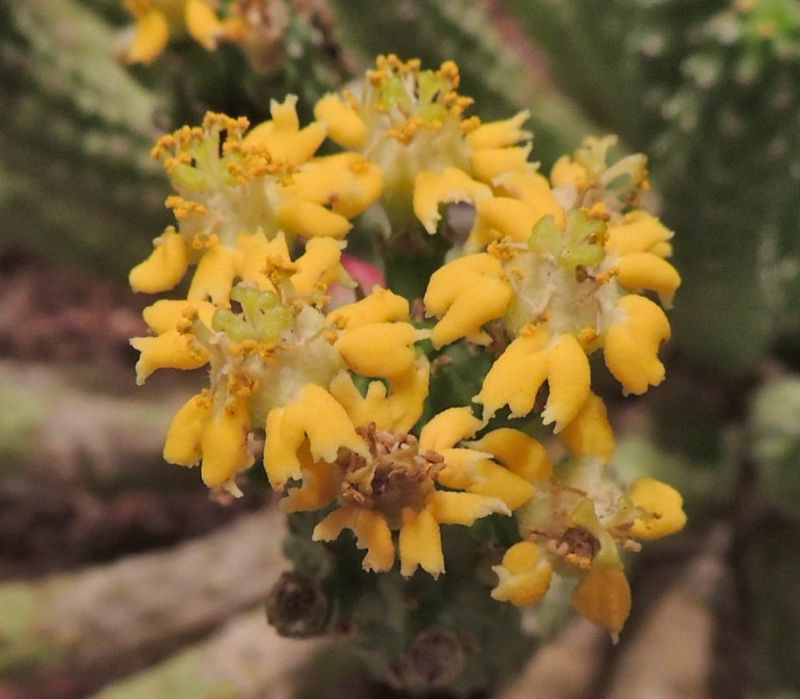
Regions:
[[130, 55, 686, 635]]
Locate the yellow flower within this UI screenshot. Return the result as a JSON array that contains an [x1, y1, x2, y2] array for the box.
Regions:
[[122, 0, 224, 64], [273, 384, 511, 577], [424, 206, 680, 425], [314, 55, 533, 232], [130, 106, 382, 305], [493, 456, 686, 633], [150, 270, 425, 492]]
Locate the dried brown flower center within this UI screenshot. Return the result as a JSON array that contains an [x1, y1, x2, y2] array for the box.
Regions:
[[336, 423, 443, 520]]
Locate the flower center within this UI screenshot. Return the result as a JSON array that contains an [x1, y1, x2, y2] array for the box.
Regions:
[[503, 210, 620, 343], [336, 423, 444, 524]]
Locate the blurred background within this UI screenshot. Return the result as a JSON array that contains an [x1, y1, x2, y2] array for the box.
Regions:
[[0, 0, 799, 697]]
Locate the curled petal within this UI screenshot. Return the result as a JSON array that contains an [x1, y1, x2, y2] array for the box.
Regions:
[[437, 448, 489, 489], [604, 295, 671, 396], [558, 393, 616, 462], [475, 329, 549, 421], [424, 254, 512, 348], [163, 392, 212, 466], [466, 110, 531, 149], [286, 154, 383, 219], [280, 447, 339, 513], [399, 507, 444, 578], [469, 144, 532, 183], [467, 197, 547, 251], [125, 8, 169, 64], [419, 407, 482, 452], [329, 359, 430, 434], [328, 287, 409, 329], [571, 568, 631, 635], [413, 167, 491, 234], [236, 232, 282, 291], [335, 322, 419, 379], [314, 508, 395, 573], [493, 171, 565, 227], [468, 460, 535, 511], [184, 0, 223, 50], [468, 428, 551, 483], [491, 541, 552, 606], [129, 229, 188, 293], [200, 400, 253, 487], [277, 200, 352, 239], [542, 333, 591, 433], [629, 478, 687, 540], [142, 299, 215, 334], [615, 252, 681, 308], [130, 331, 208, 385], [264, 385, 363, 489], [550, 155, 589, 189], [244, 95, 327, 165], [290, 237, 343, 297], [187, 244, 239, 306], [605, 212, 673, 258], [314, 94, 368, 149], [426, 490, 510, 526]]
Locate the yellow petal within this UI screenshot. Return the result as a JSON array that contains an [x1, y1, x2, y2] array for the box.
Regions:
[[558, 393, 616, 462], [314, 94, 368, 149], [290, 237, 343, 297], [328, 287, 409, 329], [330, 359, 430, 434], [399, 507, 445, 578], [290, 154, 383, 219], [129, 229, 188, 293], [467, 197, 546, 251], [184, 0, 223, 50], [280, 446, 339, 513], [605, 212, 673, 258], [236, 232, 279, 291], [615, 252, 681, 308], [475, 329, 549, 421], [469, 145, 531, 183], [550, 156, 588, 190], [468, 460, 535, 511], [571, 568, 631, 634], [465, 110, 530, 149], [493, 171, 565, 229], [335, 322, 418, 378], [264, 407, 300, 489], [125, 8, 169, 64], [629, 478, 687, 540], [244, 95, 327, 165], [468, 428, 551, 483], [436, 448, 488, 490], [200, 400, 254, 487], [163, 392, 212, 466], [413, 168, 491, 234], [419, 407, 483, 452], [265, 385, 362, 490], [187, 243, 239, 305], [130, 331, 208, 384], [424, 254, 512, 349], [542, 333, 591, 433], [277, 200, 352, 239], [491, 541, 552, 606], [141, 299, 215, 334], [427, 490, 509, 526], [315, 508, 395, 573], [604, 295, 670, 396]]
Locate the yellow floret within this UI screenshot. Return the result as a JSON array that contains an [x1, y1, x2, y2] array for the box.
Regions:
[[491, 541, 553, 606], [129, 228, 189, 294], [629, 478, 687, 540]]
